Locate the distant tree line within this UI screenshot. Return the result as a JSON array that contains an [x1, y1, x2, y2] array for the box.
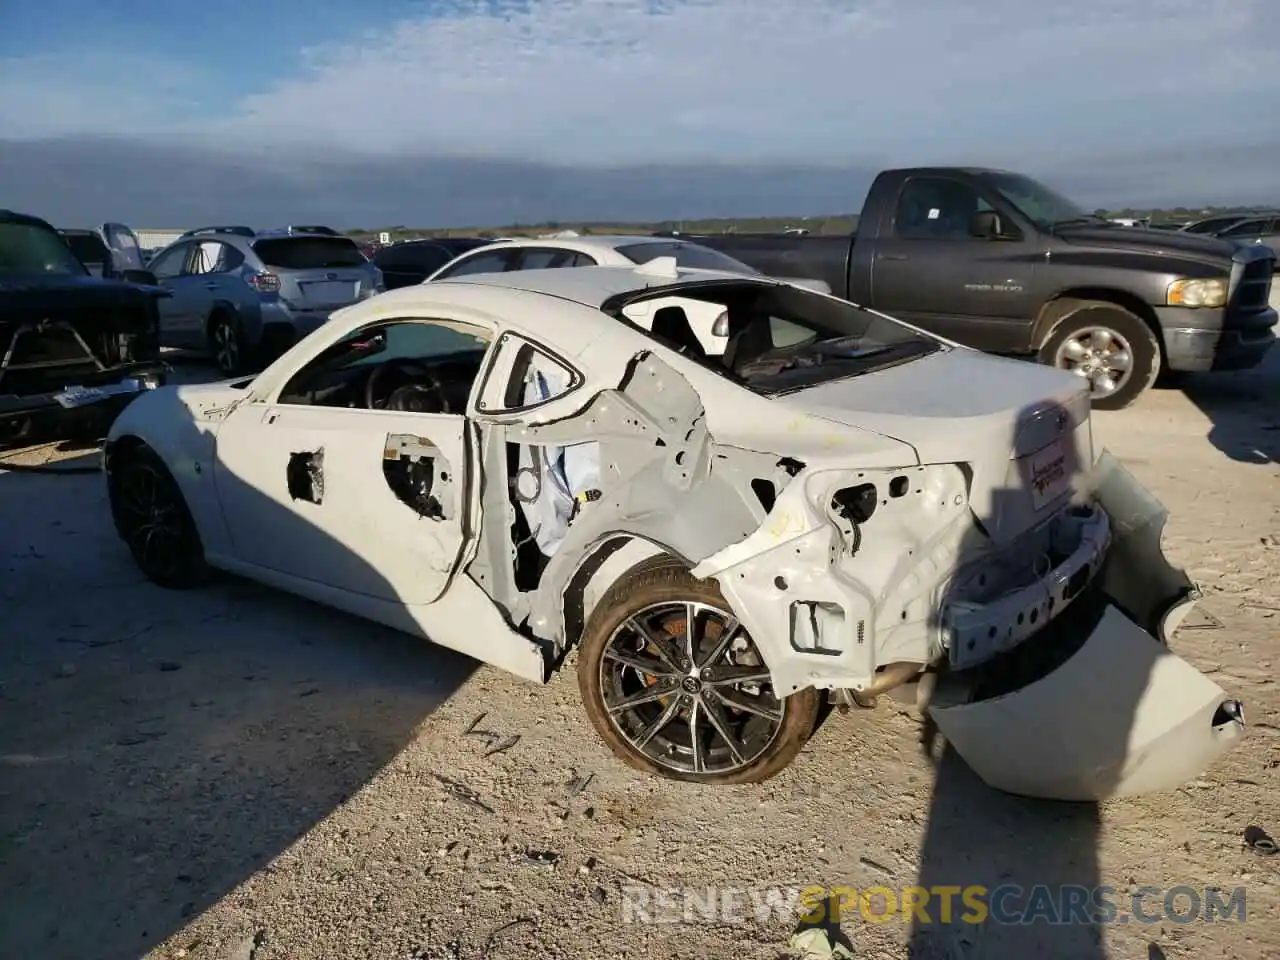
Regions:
[[346, 204, 1272, 241]]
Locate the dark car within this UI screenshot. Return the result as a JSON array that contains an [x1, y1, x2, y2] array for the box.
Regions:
[[59, 223, 147, 280], [0, 210, 168, 447], [373, 237, 499, 290], [691, 166, 1276, 409]]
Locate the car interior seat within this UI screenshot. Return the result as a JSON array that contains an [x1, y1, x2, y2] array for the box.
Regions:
[[649, 305, 708, 360]]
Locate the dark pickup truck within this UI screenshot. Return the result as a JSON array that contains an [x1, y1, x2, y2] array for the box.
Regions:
[[1, 210, 169, 447], [689, 167, 1277, 409]]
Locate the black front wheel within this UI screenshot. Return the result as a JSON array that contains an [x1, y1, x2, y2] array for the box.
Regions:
[[108, 445, 208, 589]]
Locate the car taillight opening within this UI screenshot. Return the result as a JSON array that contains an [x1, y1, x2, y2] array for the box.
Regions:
[[247, 272, 281, 293]]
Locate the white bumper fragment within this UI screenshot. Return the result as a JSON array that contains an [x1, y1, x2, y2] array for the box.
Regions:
[[927, 451, 1246, 800]]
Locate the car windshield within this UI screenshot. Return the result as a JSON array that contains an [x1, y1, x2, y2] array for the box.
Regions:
[[62, 233, 109, 267], [615, 241, 757, 274], [0, 222, 88, 276], [252, 237, 368, 269], [618, 280, 942, 396], [978, 172, 1096, 231]]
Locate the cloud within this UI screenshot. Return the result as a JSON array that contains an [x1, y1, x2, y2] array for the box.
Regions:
[[208, 0, 1273, 164], [4, 0, 1275, 162], [0, 0, 1275, 223]]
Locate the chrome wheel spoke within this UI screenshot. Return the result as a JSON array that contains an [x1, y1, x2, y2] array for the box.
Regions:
[[700, 695, 746, 766], [704, 665, 772, 686], [687, 698, 705, 773], [697, 615, 739, 669], [599, 599, 784, 776], [605, 684, 671, 715], [626, 616, 684, 672], [683, 601, 701, 664], [710, 687, 783, 722], [634, 695, 685, 750], [603, 647, 678, 678]]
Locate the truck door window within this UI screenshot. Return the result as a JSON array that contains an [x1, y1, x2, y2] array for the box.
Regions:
[[893, 178, 993, 239]]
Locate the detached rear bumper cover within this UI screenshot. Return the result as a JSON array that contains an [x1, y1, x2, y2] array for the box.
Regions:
[[928, 452, 1245, 801]]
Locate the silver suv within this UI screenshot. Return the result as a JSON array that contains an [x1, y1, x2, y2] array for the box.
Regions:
[[146, 226, 384, 375]]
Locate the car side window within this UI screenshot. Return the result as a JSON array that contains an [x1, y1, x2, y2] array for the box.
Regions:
[[515, 248, 584, 270], [277, 318, 492, 408], [893, 177, 995, 239], [566, 253, 598, 266], [435, 250, 513, 279], [1219, 218, 1267, 238], [477, 333, 583, 414], [148, 243, 191, 280], [186, 241, 243, 275]]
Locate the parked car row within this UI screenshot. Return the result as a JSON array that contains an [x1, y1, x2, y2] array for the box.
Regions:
[[3, 164, 1276, 453]]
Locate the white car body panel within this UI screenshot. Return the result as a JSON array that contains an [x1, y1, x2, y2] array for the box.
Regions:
[[422, 234, 831, 292], [105, 265, 1245, 798]]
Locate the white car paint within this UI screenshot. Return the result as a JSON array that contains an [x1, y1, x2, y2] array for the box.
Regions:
[[104, 262, 1244, 798], [422, 234, 833, 292]]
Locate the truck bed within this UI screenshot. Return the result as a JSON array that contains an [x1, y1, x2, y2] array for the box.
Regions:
[[689, 232, 856, 296]]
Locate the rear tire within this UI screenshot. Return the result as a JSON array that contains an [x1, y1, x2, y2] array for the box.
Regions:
[[107, 444, 208, 589], [576, 564, 820, 784], [1037, 303, 1160, 411], [208, 312, 247, 376]]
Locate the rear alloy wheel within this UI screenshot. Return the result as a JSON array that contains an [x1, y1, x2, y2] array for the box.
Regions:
[[209, 313, 246, 376], [108, 445, 207, 589], [577, 565, 820, 784], [1037, 303, 1160, 411]]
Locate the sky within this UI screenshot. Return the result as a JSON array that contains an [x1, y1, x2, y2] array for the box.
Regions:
[[0, 0, 1276, 227]]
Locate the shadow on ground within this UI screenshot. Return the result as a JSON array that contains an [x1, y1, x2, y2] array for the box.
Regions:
[[1176, 334, 1280, 465], [0, 439, 476, 959]]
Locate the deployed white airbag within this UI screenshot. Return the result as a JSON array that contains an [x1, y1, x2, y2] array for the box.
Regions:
[[515, 361, 600, 557]]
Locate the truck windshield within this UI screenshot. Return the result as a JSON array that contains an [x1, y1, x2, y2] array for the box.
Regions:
[[620, 280, 943, 396], [0, 222, 89, 276], [979, 172, 1095, 231]]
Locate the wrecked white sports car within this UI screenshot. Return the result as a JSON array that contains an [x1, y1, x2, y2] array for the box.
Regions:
[[103, 260, 1245, 797]]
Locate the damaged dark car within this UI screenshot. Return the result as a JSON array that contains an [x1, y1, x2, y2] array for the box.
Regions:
[[0, 209, 169, 448]]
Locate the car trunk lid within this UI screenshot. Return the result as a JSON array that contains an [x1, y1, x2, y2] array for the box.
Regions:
[[251, 236, 371, 310], [781, 346, 1093, 545]]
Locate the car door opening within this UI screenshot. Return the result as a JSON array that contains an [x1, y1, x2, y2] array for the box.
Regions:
[[286, 448, 324, 504], [383, 433, 451, 521]]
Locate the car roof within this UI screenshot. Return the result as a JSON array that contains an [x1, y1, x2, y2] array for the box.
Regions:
[[475, 234, 693, 252], [432, 263, 769, 309]]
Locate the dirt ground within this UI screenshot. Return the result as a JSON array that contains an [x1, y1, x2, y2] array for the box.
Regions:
[[2, 352, 1278, 960]]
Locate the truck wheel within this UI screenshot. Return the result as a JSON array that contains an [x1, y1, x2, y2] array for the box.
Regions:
[[1037, 303, 1160, 411], [577, 563, 819, 784]]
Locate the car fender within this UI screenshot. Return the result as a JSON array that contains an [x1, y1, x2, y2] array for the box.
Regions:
[[105, 386, 233, 556]]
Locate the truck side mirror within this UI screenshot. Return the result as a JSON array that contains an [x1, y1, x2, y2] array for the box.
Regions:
[[969, 211, 1006, 239]]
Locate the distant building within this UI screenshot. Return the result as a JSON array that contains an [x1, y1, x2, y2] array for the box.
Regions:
[[134, 229, 185, 249]]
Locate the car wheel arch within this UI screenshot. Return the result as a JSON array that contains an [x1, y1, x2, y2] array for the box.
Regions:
[[1032, 289, 1163, 357], [556, 535, 687, 655]]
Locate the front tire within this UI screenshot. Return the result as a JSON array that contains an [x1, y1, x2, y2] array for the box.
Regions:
[[1037, 303, 1160, 411], [107, 444, 208, 589], [576, 564, 820, 784]]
